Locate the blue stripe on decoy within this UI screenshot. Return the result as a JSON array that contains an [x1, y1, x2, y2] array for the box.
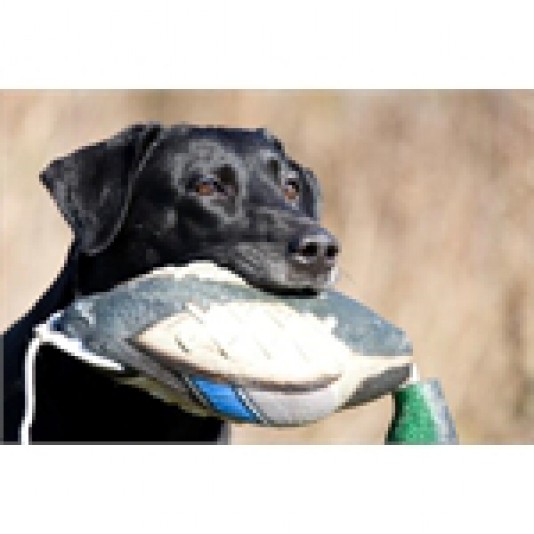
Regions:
[[189, 376, 259, 422]]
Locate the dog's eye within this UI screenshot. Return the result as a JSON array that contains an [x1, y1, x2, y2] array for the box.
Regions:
[[192, 169, 237, 198], [195, 176, 221, 196], [283, 179, 300, 203]]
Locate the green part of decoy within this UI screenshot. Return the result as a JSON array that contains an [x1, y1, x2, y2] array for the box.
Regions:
[[386, 379, 458, 444]]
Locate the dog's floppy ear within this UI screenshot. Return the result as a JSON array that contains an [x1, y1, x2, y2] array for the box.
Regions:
[[40, 123, 165, 255]]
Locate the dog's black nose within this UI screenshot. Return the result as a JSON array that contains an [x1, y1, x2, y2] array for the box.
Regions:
[[289, 229, 340, 268]]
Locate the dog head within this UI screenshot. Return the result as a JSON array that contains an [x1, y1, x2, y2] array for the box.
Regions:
[[41, 123, 340, 295]]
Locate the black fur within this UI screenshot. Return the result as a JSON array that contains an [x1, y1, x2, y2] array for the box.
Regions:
[[2, 123, 339, 443]]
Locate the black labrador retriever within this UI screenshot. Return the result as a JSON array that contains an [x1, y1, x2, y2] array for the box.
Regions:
[[2, 123, 340, 443]]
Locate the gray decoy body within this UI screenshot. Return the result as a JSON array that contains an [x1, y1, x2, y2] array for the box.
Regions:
[[30, 262, 413, 427]]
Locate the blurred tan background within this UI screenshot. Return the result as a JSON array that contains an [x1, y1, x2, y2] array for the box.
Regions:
[[1, 90, 533, 443]]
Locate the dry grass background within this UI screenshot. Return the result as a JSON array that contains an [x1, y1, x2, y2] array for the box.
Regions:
[[1, 90, 533, 443]]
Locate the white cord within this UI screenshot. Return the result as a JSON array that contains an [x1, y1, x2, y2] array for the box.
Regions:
[[20, 334, 44, 445]]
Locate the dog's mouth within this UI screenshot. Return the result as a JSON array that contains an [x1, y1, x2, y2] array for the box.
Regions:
[[186, 242, 339, 297], [234, 264, 339, 297]]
